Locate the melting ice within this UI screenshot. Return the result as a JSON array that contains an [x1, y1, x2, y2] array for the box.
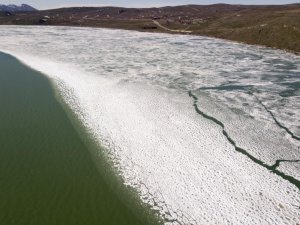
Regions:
[[0, 26, 300, 224]]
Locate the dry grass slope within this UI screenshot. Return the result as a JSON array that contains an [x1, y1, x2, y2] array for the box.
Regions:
[[0, 4, 299, 53]]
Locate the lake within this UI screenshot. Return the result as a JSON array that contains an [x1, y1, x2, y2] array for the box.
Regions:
[[0, 26, 299, 224]]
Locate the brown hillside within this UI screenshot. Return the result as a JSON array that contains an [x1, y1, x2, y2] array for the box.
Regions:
[[0, 4, 299, 53]]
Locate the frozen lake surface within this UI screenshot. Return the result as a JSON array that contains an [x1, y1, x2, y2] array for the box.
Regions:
[[1, 26, 299, 224]]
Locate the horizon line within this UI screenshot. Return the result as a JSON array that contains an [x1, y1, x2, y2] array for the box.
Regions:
[[39, 2, 300, 10]]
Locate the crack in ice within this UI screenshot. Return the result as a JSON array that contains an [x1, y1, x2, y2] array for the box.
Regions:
[[270, 159, 300, 170], [253, 94, 300, 141], [188, 90, 300, 191]]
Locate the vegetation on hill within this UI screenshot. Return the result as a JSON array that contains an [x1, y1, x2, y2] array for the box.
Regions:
[[0, 4, 299, 53]]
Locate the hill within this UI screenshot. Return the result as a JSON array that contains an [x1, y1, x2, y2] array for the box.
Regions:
[[0, 4, 37, 12], [0, 4, 299, 53]]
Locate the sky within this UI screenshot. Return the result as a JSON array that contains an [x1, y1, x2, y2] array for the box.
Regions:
[[1, 0, 298, 9]]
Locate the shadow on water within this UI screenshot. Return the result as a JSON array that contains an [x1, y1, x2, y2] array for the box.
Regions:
[[0, 52, 162, 225]]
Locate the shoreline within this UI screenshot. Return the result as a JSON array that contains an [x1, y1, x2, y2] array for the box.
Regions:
[[1, 23, 299, 56], [1, 4, 299, 54]]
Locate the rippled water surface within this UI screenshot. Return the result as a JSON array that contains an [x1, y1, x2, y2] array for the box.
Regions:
[[0, 26, 299, 224]]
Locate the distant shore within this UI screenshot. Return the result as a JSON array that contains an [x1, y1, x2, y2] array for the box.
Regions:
[[1, 4, 300, 54]]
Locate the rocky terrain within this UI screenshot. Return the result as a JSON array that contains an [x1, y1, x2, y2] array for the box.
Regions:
[[0, 4, 299, 53]]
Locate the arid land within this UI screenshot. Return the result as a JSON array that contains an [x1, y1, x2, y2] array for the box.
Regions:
[[1, 4, 300, 53]]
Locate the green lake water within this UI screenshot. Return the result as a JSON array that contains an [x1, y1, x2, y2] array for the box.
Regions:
[[0, 52, 159, 225]]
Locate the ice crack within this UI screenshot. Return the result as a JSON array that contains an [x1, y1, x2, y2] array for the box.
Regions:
[[270, 159, 300, 170], [188, 91, 300, 190], [254, 94, 300, 141]]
